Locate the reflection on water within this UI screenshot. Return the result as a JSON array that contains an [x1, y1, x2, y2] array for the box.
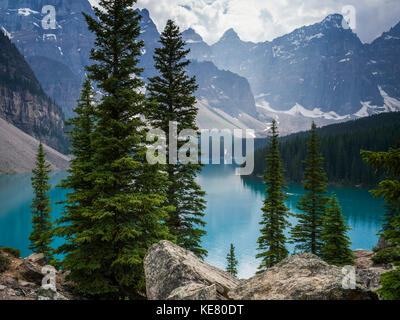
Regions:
[[0, 171, 68, 258], [200, 165, 384, 279], [0, 165, 384, 279]]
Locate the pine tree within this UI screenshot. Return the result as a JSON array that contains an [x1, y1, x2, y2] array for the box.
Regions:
[[361, 147, 400, 243], [256, 120, 290, 270], [290, 122, 328, 256], [29, 142, 54, 259], [226, 243, 238, 277], [55, 78, 97, 269], [362, 147, 400, 300], [320, 194, 354, 266], [58, 1, 172, 299], [147, 19, 207, 259]]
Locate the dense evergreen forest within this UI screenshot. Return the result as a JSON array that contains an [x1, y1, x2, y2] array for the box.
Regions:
[[253, 112, 400, 186]]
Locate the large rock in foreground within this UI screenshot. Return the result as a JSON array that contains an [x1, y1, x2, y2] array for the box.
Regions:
[[144, 241, 378, 300], [228, 253, 377, 300], [144, 241, 241, 300]]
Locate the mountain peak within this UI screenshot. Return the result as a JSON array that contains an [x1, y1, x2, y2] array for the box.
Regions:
[[182, 28, 204, 42], [139, 8, 150, 18], [321, 14, 344, 29], [388, 20, 400, 36], [220, 28, 240, 42]]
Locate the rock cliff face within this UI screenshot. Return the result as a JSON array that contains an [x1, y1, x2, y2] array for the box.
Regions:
[[0, 32, 67, 152], [144, 241, 378, 300], [188, 61, 258, 118], [0, 0, 96, 118]]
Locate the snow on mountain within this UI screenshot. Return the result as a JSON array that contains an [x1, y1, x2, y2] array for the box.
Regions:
[[355, 87, 400, 117], [256, 98, 350, 121], [17, 8, 39, 16]]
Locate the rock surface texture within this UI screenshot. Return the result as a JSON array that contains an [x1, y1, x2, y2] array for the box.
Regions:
[[144, 240, 241, 300], [144, 241, 379, 300], [0, 249, 76, 300], [354, 249, 394, 292], [228, 253, 377, 300]]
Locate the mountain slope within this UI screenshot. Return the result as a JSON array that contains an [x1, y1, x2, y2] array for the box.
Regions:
[[0, 0, 96, 118], [367, 21, 400, 101], [134, 9, 265, 133], [0, 117, 70, 174], [0, 31, 67, 152], [0, 2, 261, 131], [185, 14, 400, 118], [188, 60, 258, 118]]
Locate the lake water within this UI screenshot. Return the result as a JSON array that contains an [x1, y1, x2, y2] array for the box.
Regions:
[[0, 165, 384, 279]]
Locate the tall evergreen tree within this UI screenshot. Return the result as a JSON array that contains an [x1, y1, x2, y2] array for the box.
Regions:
[[226, 243, 238, 277], [58, 1, 172, 299], [321, 194, 354, 266], [361, 147, 400, 242], [256, 120, 290, 270], [362, 147, 400, 300], [55, 78, 97, 269], [147, 19, 207, 258], [290, 122, 328, 256], [29, 142, 54, 259]]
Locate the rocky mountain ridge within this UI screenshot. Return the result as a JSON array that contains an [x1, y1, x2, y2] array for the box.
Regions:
[[185, 14, 400, 117], [0, 2, 267, 135], [0, 0, 96, 119], [0, 31, 67, 152], [2, 2, 400, 135]]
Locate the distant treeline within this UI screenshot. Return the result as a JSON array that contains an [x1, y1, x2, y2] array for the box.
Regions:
[[253, 112, 400, 186]]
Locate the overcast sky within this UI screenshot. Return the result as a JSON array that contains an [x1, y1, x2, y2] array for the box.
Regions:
[[90, 0, 400, 44]]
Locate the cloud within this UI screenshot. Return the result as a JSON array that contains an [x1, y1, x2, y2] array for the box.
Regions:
[[91, 0, 400, 44]]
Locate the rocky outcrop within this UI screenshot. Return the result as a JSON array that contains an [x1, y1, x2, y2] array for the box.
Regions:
[[354, 249, 394, 292], [144, 240, 241, 300], [375, 237, 396, 251], [0, 249, 76, 300], [144, 241, 378, 300], [228, 253, 377, 300]]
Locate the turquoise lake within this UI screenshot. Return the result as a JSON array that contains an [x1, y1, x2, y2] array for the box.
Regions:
[[0, 165, 384, 279]]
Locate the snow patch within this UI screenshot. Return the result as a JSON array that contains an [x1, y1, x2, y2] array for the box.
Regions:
[[256, 98, 349, 121], [379, 87, 400, 111], [18, 8, 39, 16], [186, 39, 201, 44], [385, 35, 400, 40], [306, 33, 324, 41], [354, 102, 372, 117], [1, 27, 13, 39], [43, 34, 57, 41], [284, 104, 349, 120], [354, 87, 400, 117]]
